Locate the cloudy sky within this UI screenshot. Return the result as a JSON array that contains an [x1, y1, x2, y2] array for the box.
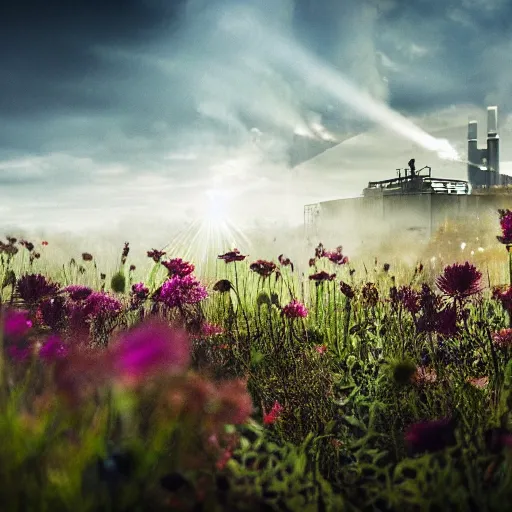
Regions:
[[1, 0, 512, 242]]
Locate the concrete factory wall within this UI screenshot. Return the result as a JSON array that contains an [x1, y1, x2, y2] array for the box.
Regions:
[[309, 193, 512, 246]]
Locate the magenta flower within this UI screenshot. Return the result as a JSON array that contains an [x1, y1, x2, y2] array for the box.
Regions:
[[3, 309, 32, 338], [83, 292, 123, 318], [281, 299, 308, 319], [39, 335, 69, 362], [161, 258, 195, 277], [497, 209, 512, 245], [436, 262, 482, 300], [131, 282, 149, 300], [263, 401, 283, 425], [61, 285, 93, 301], [110, 320, 190, 385], [158, 275, 208, 308], [324, 246, 349, 265], [200, 322, 224, 337], [17, 274, 60, 303], [7, 345, 32, 362]]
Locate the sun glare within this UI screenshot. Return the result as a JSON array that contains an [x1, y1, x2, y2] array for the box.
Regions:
[[164, 188, 252, 274]]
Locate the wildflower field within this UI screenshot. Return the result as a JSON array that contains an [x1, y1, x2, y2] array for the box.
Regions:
[[2, 210, 512, 512]]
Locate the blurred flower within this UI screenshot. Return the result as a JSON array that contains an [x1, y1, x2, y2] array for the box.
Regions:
[[392, 361, 417, 386], [213, 279, 232, 293], [41, 240, 48, 246], [84, 292, 123, 318], [263, 401, 283, 425], [129, 264, 136, 272], [121, 242, 130, 265], [147, 249, 166, 263], [314, 243, 325, 259], [82, 253, 93, 262], [3, 309, 32, 338], [281, 299, 308, 319], [278, 254, 294, 272], [62, 285, 93, 301], [218, 248, 246, 264], [324, 246, 349, 265], [315, 344, 328, 354], [361, 282, 379, 307], [436, 262, 482, 300], [412, 366, 437, 385], [39, 335, 69, 362], [497, 209, 512, 244], [393, 285, 421, 314], [434, 306, 459, 338], [468, 376, 489, 389], [199, 322, 224, 337], [383, 263, 390, 272], [340, 281, 355, 298], [159, 275, 208, 308], [161, 258, 195, 277], [492, 329, 512, 349], [250, 260, 277, 278], [214, 379, 254, 425], [308, 258, 316, 267], [309, 271, 336, 284], [110, 272, 126, 294], [492, 286, 512, 313], [17, 273, 60, 303], [405, 418, 456, 455], [131, 282, 149, 300], [20, 240, 34, 252], [39, 296, 67, 330], [7, 345, 32, 362], [110, 320, 190, 386]]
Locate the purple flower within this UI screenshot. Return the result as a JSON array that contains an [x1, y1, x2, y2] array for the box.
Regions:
[[436, 262, 482, 300], [497, 209, 512, 245], [3, 309, 32, 338], [158, 275, 208, 308], [281, 299, 308, 319], [131, 282, 150, 300], [83, 292, 123, 318], [7, 345, 32, 362], [39, 335, 69, 362], [110, 320, 190, 385], [161, 258, 195, 277], [17, 274, 60, 303], [405, 418, 456, 455], [394, 285, 421, 314], [61, 285, 93, 301]]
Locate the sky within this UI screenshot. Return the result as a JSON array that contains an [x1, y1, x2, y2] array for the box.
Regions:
[[1, 0, 512, 245]]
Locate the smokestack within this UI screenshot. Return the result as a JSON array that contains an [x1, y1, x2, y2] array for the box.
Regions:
[[487, 105, 500, 185], [467, 120, 479, 183]]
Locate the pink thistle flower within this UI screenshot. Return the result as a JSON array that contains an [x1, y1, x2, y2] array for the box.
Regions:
[[3, 309, 32, 338], [110, 320, 190, 386], [492, 329, 512, 349], [158, 275, 208, 308], [281, 299, 308, 319], [436, 262, 482, 300], [61, 285, 93, 301], [84, 292, 123, 318], [218, 248, 246, 264], [17, 273, 60, 303], [161, 258, 195, 277], [315, 344, 328, 354], [263, 401, 283, 425], [497, 209, 512, 245], [39, 335, 69, 362]]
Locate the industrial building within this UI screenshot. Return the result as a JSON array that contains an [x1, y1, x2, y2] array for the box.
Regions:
[[304, 106, 512, 241]]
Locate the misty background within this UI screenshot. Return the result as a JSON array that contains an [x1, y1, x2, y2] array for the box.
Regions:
[[1, 0, 512, 259]]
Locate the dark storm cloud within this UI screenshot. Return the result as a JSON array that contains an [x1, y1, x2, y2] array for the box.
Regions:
[[1, 0, 512, 232]]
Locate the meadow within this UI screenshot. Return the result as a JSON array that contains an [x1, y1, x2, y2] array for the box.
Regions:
[[1, 210, 512, 512]]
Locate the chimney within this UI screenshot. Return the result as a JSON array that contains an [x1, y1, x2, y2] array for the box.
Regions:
[[487, 105, 500, 185]]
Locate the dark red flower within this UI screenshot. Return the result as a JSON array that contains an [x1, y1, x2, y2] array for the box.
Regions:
[[147, 249, 166, 263], [82, 252, 93, 262], [161, 258, 195, 278], [405, 418, 456, 455], [213, 279, 232, 293], [218, 248, 247, 263], [497, 209, 512, 245], [314, 243, 326, 259], [263, 401, 283, 425], [278, 254, 294, 272], [493, 286, 512, 313], [309, 271, 336, 284], [250, 259, 277, 278], [436, 262, 482, 300], [361, 282, 379, 307], [308, 258, 316, 267], [340, 281, 355, 298], [324, 246, 349, 265]]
